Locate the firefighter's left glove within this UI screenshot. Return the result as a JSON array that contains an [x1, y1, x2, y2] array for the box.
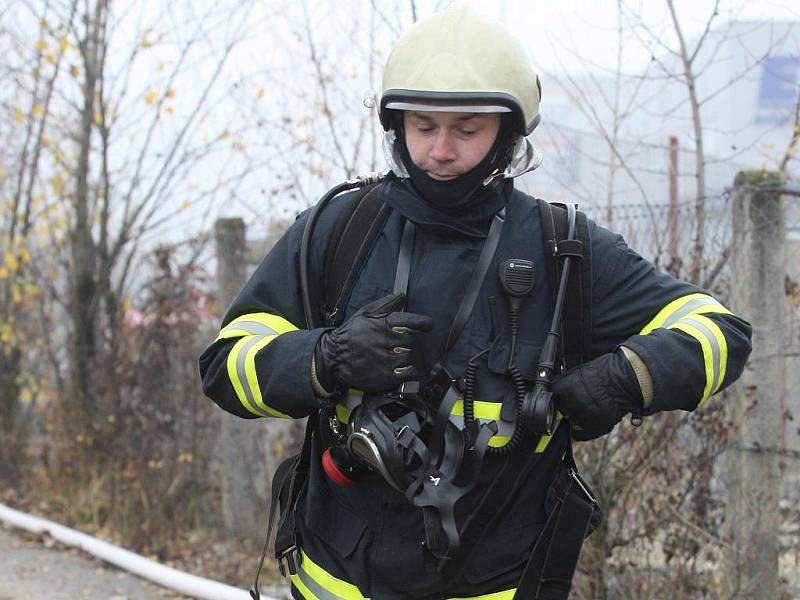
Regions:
[[314, 293, 434, 395], [552, 350, 643, 441]]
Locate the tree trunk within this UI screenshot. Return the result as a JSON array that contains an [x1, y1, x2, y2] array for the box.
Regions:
[[69, 0, 105, 416], [0, 347, 23, 479]]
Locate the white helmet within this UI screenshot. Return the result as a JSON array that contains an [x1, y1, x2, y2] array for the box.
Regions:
[[379, 2, 542, 136]]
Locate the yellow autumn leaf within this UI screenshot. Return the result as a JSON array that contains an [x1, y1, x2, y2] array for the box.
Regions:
[[142, 37, 152, 48], [32, 104, 45, 118], [180, 199, 191, 209], [12, 285, 22, 304], [122, 297, 133, 311], [144, 89, 158, 105], [0, 266, 8, 279], [5, 253, 19, 271], [58, 35, 68, 53], [13, 107, 24, 123], [70, 65, 80, 78], [93, 110, 102, 125], [256, 87, 265, 100], [0, 167, 5, 181], [165, 105, 174, 115], [18, 247, 30, 265], [36, 38, 47, 52], [51, 173, 64, 196], [44, 51, 55, 64], [165, 88, 175, 99], [20, 388, 33, 403]]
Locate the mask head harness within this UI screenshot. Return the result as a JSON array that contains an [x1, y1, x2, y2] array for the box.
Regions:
[[323, 383, 498, 560]]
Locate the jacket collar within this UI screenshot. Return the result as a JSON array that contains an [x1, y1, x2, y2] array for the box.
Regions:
[[380, 172, 511, 239]]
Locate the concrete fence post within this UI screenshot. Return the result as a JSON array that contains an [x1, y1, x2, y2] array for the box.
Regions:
[[725, 171, 785, 598], [213, 218, 261, 538]]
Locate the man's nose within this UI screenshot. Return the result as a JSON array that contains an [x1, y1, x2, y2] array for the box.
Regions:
[[429, 131, 456, 162]]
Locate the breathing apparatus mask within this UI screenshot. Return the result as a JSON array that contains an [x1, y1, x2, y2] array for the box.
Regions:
[[322, 387, 430, 493], [321, 379, 499, 560]]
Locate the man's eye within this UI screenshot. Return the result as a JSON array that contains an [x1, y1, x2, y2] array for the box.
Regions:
[[459, 129, 477, 136]]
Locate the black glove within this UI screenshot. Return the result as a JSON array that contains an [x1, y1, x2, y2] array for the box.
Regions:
[[552, 350, 643, 441], [315, 293, 434, 394]]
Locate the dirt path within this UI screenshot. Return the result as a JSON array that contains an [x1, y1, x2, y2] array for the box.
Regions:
[[0, 524, 187, 600]]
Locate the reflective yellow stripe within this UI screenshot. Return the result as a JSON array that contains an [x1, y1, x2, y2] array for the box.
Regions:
[[449, 400, 513, 447], [216, 312, 298, 341], [245, 335, 291, 418], [291, 550, 370, 599], [670, 314, 728, 406], [448, 400, 561, 452], [226, 334, 290, 419], [336, 395, 560, 452], [290, 548, 516, 600], [535, 412, 564, 453], [292, 572, 321, 600], [335, 404, 350, 424], [640, 293, 730, 335], [335, 389, 364, 423], [447, 588, 516, 600], [217, 312, 297, 418], [226, 338, 270, 417], [639, 293, 731, 406]]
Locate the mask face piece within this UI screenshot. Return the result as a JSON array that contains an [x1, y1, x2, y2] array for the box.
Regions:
[[347, 430, 404, 492]]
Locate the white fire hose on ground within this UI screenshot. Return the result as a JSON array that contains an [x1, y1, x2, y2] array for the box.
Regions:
[[0, 502, 283, 600]]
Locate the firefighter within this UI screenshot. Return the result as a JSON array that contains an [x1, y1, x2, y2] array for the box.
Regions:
[[200, 4, 752, 599]]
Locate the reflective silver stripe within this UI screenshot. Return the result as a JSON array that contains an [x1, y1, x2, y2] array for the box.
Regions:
[[220, 320, 279, 337], [235, 335, 272, 417], [662, 297, 721, 329], [297, 563, 346, 600], [678, 318, 722, 393]]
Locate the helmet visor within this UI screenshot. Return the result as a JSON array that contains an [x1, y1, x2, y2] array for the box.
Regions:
[[384, 100, 511, 114]]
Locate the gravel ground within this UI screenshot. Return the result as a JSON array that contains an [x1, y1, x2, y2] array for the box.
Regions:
[[0, 524, 189, 600]]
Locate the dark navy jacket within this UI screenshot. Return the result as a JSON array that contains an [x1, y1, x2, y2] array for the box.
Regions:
[[200, 174, 751, 599]]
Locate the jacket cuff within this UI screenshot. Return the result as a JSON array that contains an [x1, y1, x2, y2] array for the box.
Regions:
[[620, 346, 654, 408], [310, 352, 334, 398]]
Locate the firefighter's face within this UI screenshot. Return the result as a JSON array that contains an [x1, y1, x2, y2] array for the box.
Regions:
[[403, 111, 501, 181]]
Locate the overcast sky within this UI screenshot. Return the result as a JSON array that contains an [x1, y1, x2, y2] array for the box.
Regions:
[[489, 0, 800, 74]]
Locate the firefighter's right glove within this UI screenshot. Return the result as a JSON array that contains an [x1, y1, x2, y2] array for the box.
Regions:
[[551, 350, 643, 441], [314, 293, 434, 394]]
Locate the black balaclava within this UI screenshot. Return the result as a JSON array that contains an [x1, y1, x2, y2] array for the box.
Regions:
[[393, 112, 516, 215]]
